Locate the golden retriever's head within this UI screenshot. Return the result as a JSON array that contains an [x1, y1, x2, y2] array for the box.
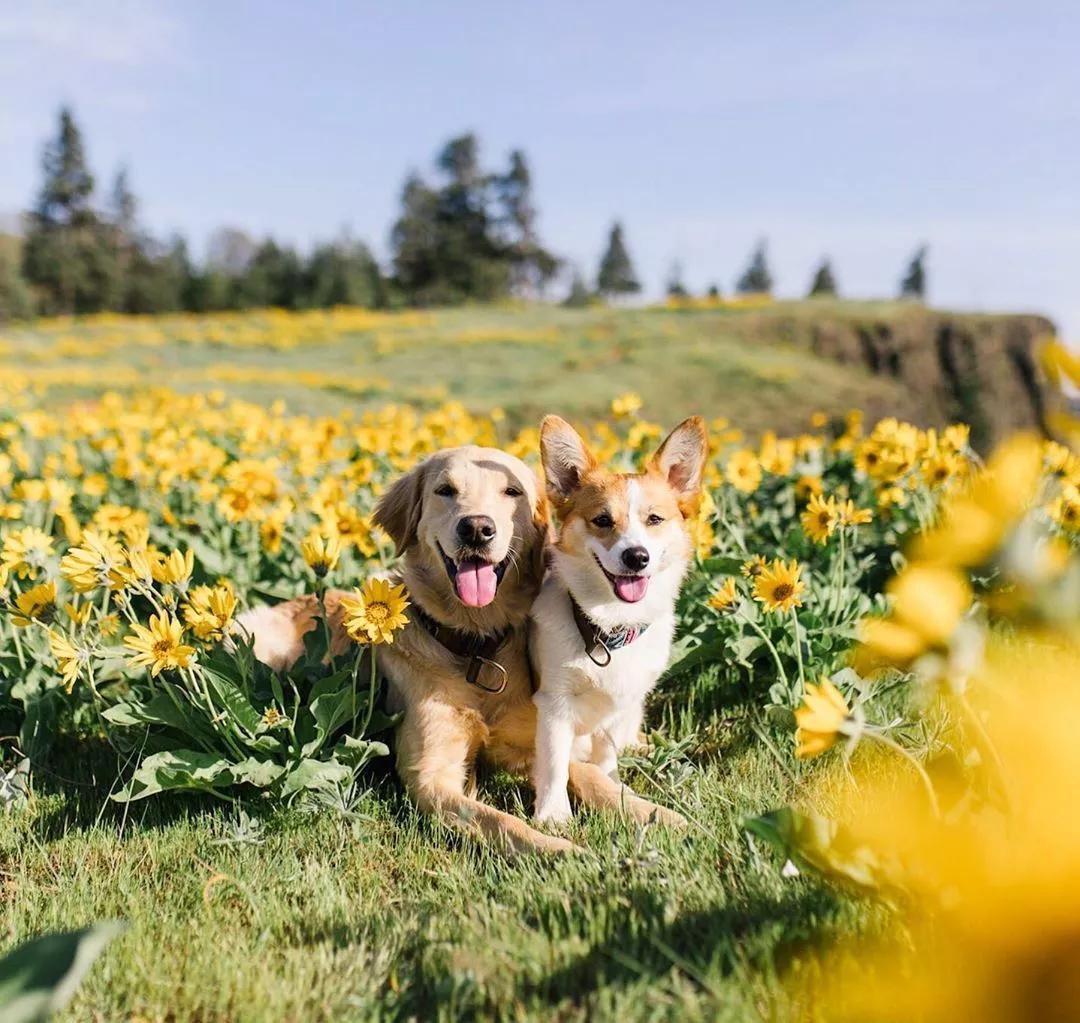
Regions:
[[374, 446, 549, 629]]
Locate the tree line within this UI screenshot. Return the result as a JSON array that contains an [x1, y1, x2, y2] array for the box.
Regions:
[[0, 107, 929, 321]]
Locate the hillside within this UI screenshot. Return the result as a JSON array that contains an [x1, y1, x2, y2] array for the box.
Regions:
[[1, 302, 1059, 446]]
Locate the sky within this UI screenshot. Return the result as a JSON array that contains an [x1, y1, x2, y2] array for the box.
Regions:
[[1, 1, 1078, 333]]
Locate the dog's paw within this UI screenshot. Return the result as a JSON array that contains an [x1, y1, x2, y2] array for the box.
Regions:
[[535, 832, 584, 856], [534, 793, 573, 827], [646, 804, 689, 830]]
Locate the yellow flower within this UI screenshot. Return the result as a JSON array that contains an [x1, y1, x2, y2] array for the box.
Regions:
[[801, 494, 839, 544], [922, 450, 963, 488], [1048, 483, 1080, 534], [741, 554, 768, 579], [11, 579, 57, 627], [152, 548, 195, 586], [182, 584, 237, 642], [725, 449, 762, 493], [60, 530, 126, 592], [123, 613, 195, 676], [1, 526, 54, 580], [47, 628, 86, 692], [794, 677, 851, 758], [259, 705, 286, 730], [301, 531, 341, 578], [707, 577, 739, 612], [63, 601, 93, 627], [795, 475, 824, 501], [610, 392, 642, 418], [836, 499, 873, 527], [753, 559, 805, 613], [99, 614, 120, 637], [340, 577, 410, 645]]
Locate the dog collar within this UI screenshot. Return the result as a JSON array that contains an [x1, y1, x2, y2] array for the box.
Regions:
[[412, 604, 511, 694], [569, 594, 649, 668]]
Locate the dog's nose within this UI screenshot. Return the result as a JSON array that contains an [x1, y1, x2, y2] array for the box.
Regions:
[[456, 515, 497, 546], [621, 546, 650, 572]]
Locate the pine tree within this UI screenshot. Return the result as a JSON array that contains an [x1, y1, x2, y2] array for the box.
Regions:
[[596, 222, 640, 298], [706, 283, 722, 300], [562, 267, 591, 308], [735, 239, 773, 295], [665, 260, 688, 298], [22, 106, 115, 314], [808, 258, 838, 297], [899, 245, 928, 300], [497, 150, 559, 299]]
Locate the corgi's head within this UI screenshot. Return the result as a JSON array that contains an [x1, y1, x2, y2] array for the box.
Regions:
[[540, 415, 707, 620]]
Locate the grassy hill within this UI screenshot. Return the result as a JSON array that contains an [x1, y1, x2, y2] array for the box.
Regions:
[[1, 302, 1057, 444]]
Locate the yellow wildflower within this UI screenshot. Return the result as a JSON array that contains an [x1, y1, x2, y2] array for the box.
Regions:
[[11, 580, 57, 627], [123, 613, 195, 676], [795, 677, 851, 758], [801, 494, 839, 544], [753, 559, 805, 614], [1, 526, 54, 580], [725, 449, 762, 493], [340, 578, 410, 645], [707, 577, 738, 612], [301, 531, 341, 578]]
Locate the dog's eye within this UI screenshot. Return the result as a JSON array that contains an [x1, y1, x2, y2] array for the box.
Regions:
[[647, 514, 665, 526], [591, 513, 614, 529], [504, 486, 523, 498], [434, 483, 457, 497]]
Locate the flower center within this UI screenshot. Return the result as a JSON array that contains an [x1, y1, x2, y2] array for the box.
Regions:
[[367, 602, 390, 623], [152, 639, 174, 657], [773, 583, 794, 601]]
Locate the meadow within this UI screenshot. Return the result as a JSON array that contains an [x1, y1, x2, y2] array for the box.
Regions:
[[2, 304, 1080, 1022]]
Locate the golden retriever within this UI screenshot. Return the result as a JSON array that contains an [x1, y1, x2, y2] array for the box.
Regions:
[[240, 445, 631, 854]]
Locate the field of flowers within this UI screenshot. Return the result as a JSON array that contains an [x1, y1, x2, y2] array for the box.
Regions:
[[2, 309, 1080, 1021]]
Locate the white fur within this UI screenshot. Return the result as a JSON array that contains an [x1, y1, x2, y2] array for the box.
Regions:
[[529, 507, 690, 824]]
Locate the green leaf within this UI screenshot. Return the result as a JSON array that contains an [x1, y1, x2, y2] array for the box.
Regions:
[[112, 750, 233, 803], [102, 693, 214, 744], [744, 807, 902, 893], [666, 638, 728, 678], [333, 735, 390, 768], [0, 922, 125, 1023], [201, 667, 262, 735], [280, 757, 353, 797], [229, 758, 285, 789]]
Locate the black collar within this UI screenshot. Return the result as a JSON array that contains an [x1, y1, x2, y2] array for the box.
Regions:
[[411, 604, 511, 694], [569, 593, 649, 667]]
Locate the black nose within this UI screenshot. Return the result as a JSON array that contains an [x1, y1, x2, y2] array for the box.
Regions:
[[621, 546, 650, 572], [457, 515, 497, 546]]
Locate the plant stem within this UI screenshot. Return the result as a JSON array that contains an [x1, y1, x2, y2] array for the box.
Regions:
[[866, 731, 940, 819], [737, 610, 788, 692], [790, 606, 805, 694]]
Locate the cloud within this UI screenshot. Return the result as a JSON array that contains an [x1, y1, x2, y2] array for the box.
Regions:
[[0, 1, 183, 69]]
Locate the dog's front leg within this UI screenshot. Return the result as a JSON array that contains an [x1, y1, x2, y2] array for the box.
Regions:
[[568, 760, 688, 829], [398, 698, 578, 856], [532, 691, 575, 824]]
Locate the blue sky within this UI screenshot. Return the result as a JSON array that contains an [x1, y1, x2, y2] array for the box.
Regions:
[[2, 1, 1078, 333]]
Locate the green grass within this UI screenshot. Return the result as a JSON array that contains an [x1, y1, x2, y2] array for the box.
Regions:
[[5, 303, 922, 436], [1, 721, 874, 1022], [0, 303, 910, 1020]]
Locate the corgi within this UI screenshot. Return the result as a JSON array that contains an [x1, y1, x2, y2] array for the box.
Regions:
[[530, 414, 707, 825]]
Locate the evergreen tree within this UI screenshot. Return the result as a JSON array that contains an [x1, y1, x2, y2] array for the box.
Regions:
[[665, 260, 688, 298], [706, 283, 721, 300], [390, 172, 442, 304], [22, 106, 116, 313], [596, 222, 640, 298], [899, 245, 928, 300], [562, 266, 591, 308], [735, 239, 773, 295], [808, 258, 838, 297], [497, 150, 559, 298], [0, 237, 33, 321], [304, 239, 382, 308]]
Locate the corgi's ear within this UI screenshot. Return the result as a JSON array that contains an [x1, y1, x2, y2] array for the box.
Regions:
[[650, 416, 707, 515], [374, 460, 427, 555], [540, 415, 595, 503]]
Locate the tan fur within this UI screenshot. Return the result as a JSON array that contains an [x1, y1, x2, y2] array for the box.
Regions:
[[238, 445, 576, 855]]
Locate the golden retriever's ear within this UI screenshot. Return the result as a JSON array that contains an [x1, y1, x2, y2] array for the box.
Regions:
[[649, 416, 708, 515], [531, 491, 553, 581], [374, 462, 426, 556], [540, 415, 595, 503]]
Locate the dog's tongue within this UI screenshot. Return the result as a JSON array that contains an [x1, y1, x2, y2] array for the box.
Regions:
[[614, 575, 649, 603], [455, 560, 498, 607]]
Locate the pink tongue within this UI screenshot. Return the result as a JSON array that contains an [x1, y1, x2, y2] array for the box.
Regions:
[[614, 575, 649, 603], [455, 561, 499, 607]]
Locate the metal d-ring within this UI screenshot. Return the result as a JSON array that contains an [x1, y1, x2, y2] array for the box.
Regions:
[[586, 638, 612, 668], [467, 655, 509, 694]]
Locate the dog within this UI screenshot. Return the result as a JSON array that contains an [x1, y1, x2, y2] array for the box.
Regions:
[[529, 415, 707, 826], [240, 444, 648, 855]]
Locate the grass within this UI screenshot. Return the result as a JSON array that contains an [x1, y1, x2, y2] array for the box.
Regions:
[[3, 303, 923, 436], [1, 724, 872, 1022], [0, 303, 910, 1021]]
